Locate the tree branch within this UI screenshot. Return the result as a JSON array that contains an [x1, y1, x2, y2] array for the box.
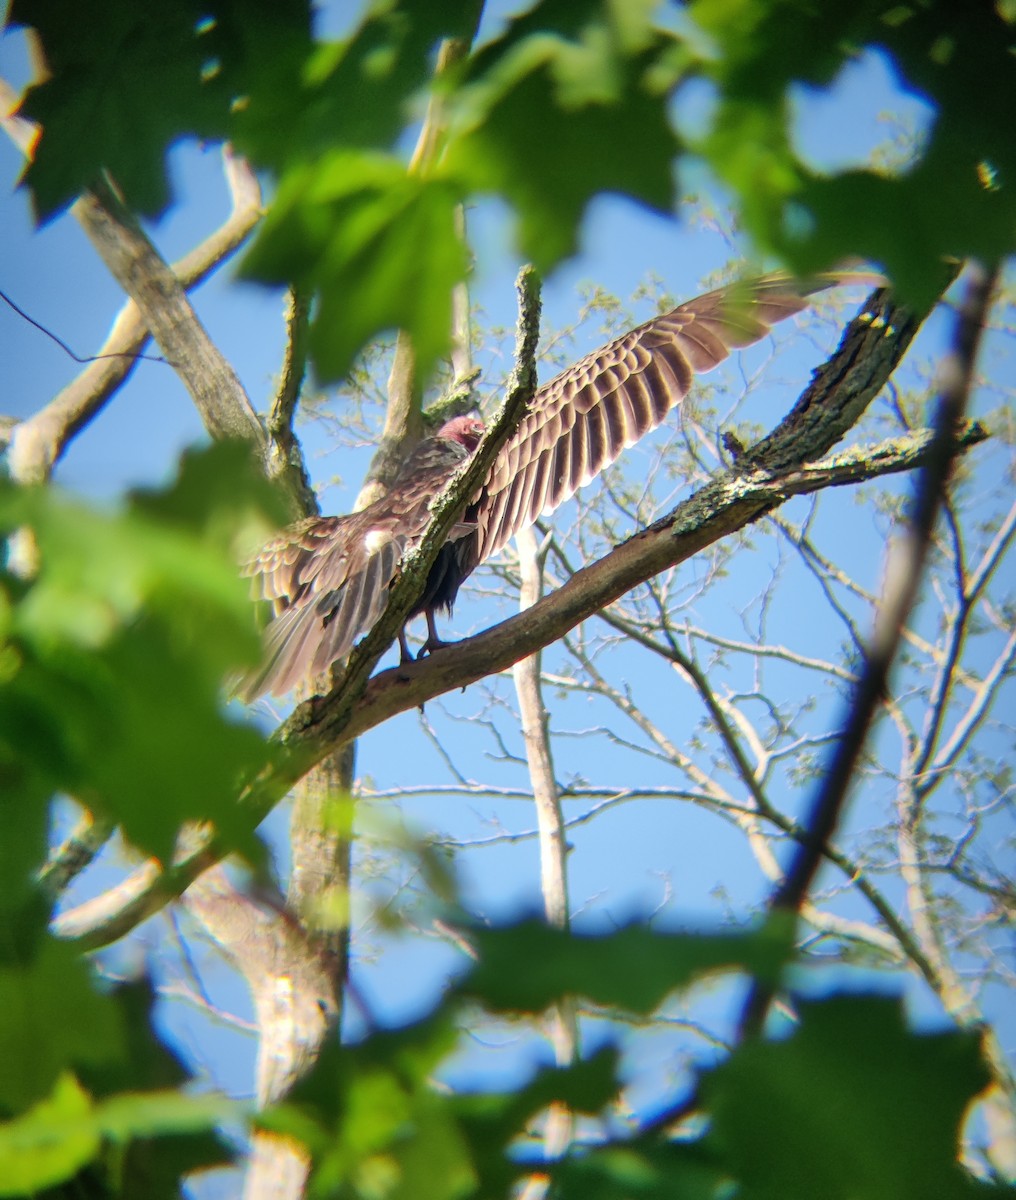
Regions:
[[513, 527, 577, 1200], [74, 176, 266, 447], [1, 77, 263, 483], [265, 286, 318, 517], [53, 284, 993, 951], [737, 262, 999, 1041], [4, 70, 266, 451]]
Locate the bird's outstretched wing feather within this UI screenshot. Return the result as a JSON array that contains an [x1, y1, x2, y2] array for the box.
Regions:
[[471, 273, 865, 565], [239, 439, 471, 699], [242, 271, 880, 698]]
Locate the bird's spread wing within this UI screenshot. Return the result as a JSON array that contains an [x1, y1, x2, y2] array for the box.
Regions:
[[242, 271, 881, 699], [240, 440, 469, 699], [471, 272, 877, 565]]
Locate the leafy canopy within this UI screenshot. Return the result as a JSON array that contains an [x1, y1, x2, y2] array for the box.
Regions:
[[14, 0, 1012, 382]]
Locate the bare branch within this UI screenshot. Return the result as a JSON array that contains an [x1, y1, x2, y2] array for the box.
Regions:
[[75, 176, 266, 446], [4, 142, 263, 483], [266, 286, 318, 517], [37, 811, 115, 898], [738, 262, 999, 1040], [514, 525, 577, 1200]]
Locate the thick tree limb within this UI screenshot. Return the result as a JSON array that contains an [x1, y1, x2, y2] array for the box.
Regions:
[[266, 286, 318, 516], [74, 176, 265, 446], [7, 150, 263, 483], [2, 78, 265, 478]]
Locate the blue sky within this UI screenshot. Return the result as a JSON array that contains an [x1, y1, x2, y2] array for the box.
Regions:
[[2, 3, 1012, 1190]]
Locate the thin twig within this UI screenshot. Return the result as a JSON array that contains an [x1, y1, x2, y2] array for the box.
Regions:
[[266, 286, 318, 517], [0, 287, 166, 365]]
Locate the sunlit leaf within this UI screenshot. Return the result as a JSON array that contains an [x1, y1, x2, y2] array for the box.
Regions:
[[446, 6, 681, 268], [0, 445, 279, 862], [0, 940, 124, 1111], [689, 0, 1016, 303], [10, 0, 312, 218], [0, 1073, 99, 1196], [242, 151, 468, 384], [460, 918, 791, 1014], [551, 1141, 730, 1200], [235, 0, 479, 171], [703, 993, 991, 1200]]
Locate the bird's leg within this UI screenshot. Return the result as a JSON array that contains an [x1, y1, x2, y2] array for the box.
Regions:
[[398, 627, 414, 665], [418, 609, 453, 658]]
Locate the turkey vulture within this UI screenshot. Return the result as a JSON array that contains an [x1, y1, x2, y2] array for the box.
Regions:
[[242, 272, 876, 699]]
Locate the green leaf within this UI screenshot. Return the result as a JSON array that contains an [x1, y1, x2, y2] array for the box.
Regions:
[[452, 1048, 623, 1198], [128, 439, 290, 551], [108, 1129, 232, 1200], [689, 0, 878, 92], [69, 982, 235, 1197], [96, 1089, 241, 1142], [551, 1141, 730, 1200], [234, 0, 480, 172], [0, 1072, 237, 1198], [242, 152, 468, 385], [446, 10, 681, 268], [11, 0, 312, 219], [77, 613, 269, 861], [262, 1015, 473, 1199], [0, 1073, 99, 1196], [689, 0, 1016, 303], [0, 940, 125, 1112], [0, 775, 50, 913], [459, 918, 791, 1014], [263, 1012, 622, 1200], [0, 445, 279, 863], [703, 993, 991, 1200]]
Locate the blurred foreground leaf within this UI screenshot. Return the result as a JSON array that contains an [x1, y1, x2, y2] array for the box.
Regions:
[[0, 442, 282, 864], [459, 918, 791, 1014], [242, 152, 467, 386], [704, 993, 992, 1200]]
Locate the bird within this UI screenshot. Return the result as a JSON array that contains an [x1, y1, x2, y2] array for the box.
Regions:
[[241, 271, 879, 700]]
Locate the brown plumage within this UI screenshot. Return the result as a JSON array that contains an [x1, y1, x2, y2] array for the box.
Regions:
[[241, 272, 877, 699]]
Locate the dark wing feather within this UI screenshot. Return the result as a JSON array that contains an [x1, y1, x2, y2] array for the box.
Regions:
[[470, 272, 876, 565], [240, 438, 470, 699], [243, 271, 880, 699]]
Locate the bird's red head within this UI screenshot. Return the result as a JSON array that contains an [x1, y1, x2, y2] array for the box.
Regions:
[[438, 414, 485, 452]]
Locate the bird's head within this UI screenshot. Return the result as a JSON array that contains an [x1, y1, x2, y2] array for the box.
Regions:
[[438, 414, 485, 452]]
